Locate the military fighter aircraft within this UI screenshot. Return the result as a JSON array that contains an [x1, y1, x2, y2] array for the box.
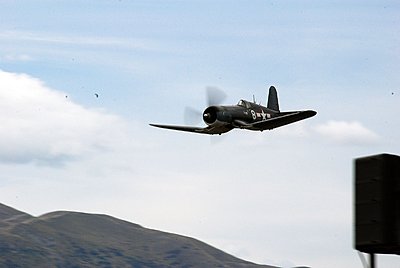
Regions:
[[150, 86, 316, 135]]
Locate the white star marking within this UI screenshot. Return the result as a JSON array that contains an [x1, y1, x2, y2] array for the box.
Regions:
[[260, 109, 267, 120]]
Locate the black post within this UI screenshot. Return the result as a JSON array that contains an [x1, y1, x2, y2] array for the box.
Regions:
[[369, 253, 375, 268]]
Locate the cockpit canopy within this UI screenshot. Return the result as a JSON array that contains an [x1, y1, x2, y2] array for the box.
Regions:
[[237, 99, 252, 109]]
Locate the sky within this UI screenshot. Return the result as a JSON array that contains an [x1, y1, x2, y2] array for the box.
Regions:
[[0, 1, 399, 267]]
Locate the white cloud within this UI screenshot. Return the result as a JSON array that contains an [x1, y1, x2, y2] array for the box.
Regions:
[[314, 120, 379, 145], [0, 70, 128, 165], [1, 54, 33, 62], [0, 30, 158, 51]]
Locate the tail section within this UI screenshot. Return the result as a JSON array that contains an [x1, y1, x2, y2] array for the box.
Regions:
[[267, 86, 280, 112]]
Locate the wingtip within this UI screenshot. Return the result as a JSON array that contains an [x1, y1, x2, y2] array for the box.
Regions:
[[305, 110, 317, 117]]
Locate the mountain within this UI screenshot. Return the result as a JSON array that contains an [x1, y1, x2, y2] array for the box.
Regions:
[[0, 203, 277, 268]]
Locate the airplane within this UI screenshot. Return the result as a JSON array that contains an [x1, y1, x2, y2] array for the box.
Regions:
[[150, 86, 316, 135]]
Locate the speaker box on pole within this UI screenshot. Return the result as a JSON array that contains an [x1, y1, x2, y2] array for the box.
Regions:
[[354, 153, 400, 254]]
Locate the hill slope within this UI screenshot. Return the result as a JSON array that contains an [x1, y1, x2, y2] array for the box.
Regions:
[[0, 203, 277, 267]]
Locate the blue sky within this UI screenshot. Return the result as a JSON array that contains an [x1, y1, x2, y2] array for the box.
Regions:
[[1, 1, 399, 267]]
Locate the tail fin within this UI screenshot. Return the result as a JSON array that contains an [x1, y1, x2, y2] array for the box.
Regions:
[[267, 86, 280, 112]]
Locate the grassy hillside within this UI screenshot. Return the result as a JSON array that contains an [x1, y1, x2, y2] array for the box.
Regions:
[[0, 203, 277, 268]]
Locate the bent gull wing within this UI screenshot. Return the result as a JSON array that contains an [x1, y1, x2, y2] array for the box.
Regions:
[[149, 124, 233, 135], [250, 110, 317, 130]]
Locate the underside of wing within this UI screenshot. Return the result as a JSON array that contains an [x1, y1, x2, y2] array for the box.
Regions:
[[248, 110, 317, 130], [149, 124, 233, 135]]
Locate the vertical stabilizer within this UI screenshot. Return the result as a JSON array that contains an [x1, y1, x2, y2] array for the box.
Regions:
[[267, 86, 280, 112]]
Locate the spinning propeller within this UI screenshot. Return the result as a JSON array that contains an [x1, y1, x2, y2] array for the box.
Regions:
[[184, 86, 227, 125]]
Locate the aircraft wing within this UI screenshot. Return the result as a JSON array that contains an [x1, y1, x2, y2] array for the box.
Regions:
[[149, 123, 233, 135], [248, 110, 317, 130]]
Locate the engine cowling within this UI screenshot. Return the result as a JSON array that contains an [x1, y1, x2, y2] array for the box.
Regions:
[[203, 106, 218, 125]]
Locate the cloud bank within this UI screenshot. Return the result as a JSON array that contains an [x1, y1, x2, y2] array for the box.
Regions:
[[0, 70, 127, 165], [314, 120, 379, 145]]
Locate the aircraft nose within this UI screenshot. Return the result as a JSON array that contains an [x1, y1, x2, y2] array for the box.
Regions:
[[203, 107, 218, 124]]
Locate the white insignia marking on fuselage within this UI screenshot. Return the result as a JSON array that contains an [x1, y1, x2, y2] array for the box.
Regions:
[[260, 109, 267, 120], [251, 110, 256, 120]]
